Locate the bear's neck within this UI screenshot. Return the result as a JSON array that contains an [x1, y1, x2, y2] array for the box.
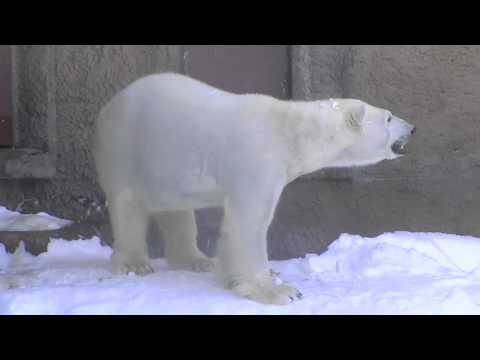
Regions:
[[267, 99, 355, 183]]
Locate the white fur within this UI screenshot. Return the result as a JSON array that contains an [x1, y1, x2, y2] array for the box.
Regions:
[[94, 73, 415, 305]]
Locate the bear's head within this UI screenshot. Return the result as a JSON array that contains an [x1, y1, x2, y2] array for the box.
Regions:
[[326, 99, 416, 168]]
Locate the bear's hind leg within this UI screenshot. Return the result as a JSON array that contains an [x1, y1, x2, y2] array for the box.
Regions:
[[154, 210, 215, 272], [109, 190, 153, 275]]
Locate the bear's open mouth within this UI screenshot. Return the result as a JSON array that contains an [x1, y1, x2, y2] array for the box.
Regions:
[[391, 139, 408, 155]]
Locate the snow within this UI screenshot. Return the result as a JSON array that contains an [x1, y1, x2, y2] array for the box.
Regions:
[[329, 98, 341, 110], [0, 206, 72, 231], [2, 230, 480, 314]]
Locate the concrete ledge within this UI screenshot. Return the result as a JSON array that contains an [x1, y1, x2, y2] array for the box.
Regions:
[[0, 148, 55, 178], [0, 220, 109, 255]]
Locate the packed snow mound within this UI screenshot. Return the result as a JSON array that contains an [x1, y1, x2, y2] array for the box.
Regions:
[[1, 232, 480, 314], [306, 232, 480, 276], [0, 206, 72, 232]]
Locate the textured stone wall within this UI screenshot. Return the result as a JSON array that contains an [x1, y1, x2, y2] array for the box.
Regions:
[[271, 45, 480, 259], [0, 45, 180, 220]]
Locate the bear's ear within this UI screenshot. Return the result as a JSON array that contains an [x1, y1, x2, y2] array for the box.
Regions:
[[344, 103, 365, 131]]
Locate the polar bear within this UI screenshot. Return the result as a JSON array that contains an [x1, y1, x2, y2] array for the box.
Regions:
[[94, 72, 415, 305]]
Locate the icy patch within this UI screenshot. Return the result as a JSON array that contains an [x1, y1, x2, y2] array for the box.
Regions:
[[0, 206, 72, 231]]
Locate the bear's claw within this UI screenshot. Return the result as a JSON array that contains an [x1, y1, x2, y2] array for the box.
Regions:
[[231, 279, 303, 305]]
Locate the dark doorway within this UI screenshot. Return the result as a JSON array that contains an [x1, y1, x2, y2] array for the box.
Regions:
[[175, 45, 292, 257], [182, 45, 291, 99]]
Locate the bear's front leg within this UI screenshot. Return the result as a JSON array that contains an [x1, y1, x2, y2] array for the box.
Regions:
[[109, 190, 154, 275], [217, 188, 302, 305]]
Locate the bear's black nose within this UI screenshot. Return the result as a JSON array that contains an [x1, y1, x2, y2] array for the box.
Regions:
[[411, 127, 417, 135]]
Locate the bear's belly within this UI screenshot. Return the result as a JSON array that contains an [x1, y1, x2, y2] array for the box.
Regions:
[[144, 189, 225, 211], [137, 166, 225, 211]]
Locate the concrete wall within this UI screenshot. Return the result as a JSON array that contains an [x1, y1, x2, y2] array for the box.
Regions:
[[1, 45, 480, 260], [272, 45, 480, 259], [0, 45, 180, 220]]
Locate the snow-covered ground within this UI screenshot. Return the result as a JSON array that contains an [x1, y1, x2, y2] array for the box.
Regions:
[[2, 228, 480, 314]]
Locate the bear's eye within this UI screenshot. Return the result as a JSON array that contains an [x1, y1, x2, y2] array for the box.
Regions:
[[387, 116, 392, 123]]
